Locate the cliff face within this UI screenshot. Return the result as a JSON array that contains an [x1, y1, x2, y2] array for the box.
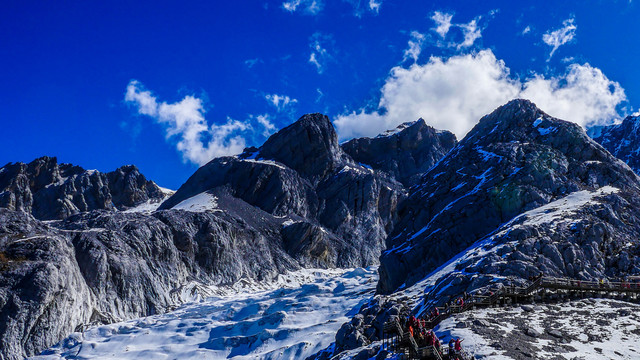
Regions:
[[592, 115, 640, 174], [159, 113, 407, 268], [342, 119, 457, 187], [311, 100, 640, 360], [0, 113, 457, 359], [378, 99, 639, 294], [0, 157, 167, 220]]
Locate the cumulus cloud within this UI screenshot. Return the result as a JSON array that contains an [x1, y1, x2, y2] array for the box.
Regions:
[[282, 0, 323, 15], [520, 64, 625, 127], [521, 25, 532, 35], [431, 11, 453, 38], [309, 32, 333, 73], [543, 18, 577, 59], [403, 31, 426, 63], [125, 80, 266, 165], [334, 50, 625, 140]]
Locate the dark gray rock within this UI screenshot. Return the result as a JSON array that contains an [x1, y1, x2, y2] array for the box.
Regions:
[[342, 119, 457, 187], [258, 113, 350, 182], [0, 204, 304, 360], [159, 113, 408, 268], [592, 115, 640, 174], [0, 157, 166, 220], [521, 305, 535, 312], [525, 327, 541, 337], [378, 99, 640, 294]]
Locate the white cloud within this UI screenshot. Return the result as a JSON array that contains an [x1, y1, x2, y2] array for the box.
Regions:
[[369, 0, 381, 13], [543, 18, 577, 59], [403, 31, 426, 63], [430, 11, 484, 49], [244, 58, 262, 68], [255, 114, 277, 137], [282, 0, 323, 15], [334, 50, 626, 140], [457, 19, 482, 49], [125, 80, 251, 165], [520, 64, 626, 128], [265, 94, 298, 111], [308, 33, 332, 74], [309, 53, 322, 72], [431, 11, 453, 38], [522, 25, 532, 35], [341, 0, 381, 16]]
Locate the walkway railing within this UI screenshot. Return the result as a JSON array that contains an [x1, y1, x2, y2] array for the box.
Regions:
[[382, 274, 640, 359]]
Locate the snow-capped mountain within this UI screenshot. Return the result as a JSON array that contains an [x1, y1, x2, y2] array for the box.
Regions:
[[313, 99, 640, 359], [4, 100, 640, 360], [0, 113, 449, 360], [0, 157, 167, 219], [378, 99, 639, 294]]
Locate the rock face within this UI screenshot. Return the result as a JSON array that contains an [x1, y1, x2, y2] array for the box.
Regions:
[[0, 204, 300, 360], [313, 100, 640, 360], [0, 113, 457, 359], [378, 99, 640, 294], [342, 119, 457, 187], [0, 157, 166, 220], [592, 115, 640, 173], [160, 113, 407, 268]]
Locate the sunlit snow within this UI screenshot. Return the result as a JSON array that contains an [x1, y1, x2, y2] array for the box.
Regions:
[[33, 267, 378, 360]]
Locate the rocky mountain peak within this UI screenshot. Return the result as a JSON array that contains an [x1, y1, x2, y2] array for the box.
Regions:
[[463, 98, 576, 146], [259, 113, 348, 180], [0, 157, 165, 219], [378, 99, 639, 294], [342, 118, 457, 187]]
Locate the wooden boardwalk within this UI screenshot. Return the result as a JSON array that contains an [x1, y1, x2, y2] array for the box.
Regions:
[[382, 275, 640, 359]]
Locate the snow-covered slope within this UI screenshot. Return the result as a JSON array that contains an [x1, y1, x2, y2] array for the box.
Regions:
[[171, 191, 220, 212], [437, 298, 640, 359], [124, 187, 175, 213], [32, 267, 378, 360]]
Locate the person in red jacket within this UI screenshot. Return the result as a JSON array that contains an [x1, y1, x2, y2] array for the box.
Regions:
[[455, 338, 463, 352]]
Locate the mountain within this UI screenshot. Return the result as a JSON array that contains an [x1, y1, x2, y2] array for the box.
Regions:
[[341, 119, 457, 187], [0, 157, 169, 220], [159, 113, 406, 268], [308, 99, 640, 359], [0, 113, 456, 360], [378, 99, 639, 294], [592, 115, 640, 173]]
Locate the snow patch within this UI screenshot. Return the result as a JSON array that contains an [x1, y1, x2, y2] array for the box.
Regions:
[[172, 192, 221, 213]]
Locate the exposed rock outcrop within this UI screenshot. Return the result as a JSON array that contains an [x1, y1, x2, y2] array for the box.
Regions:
[[378, 99, 639, 294], [0, 157, 166, 220], [592, 115, 640, 174], [342, 119, 457, 187], [160, 113, 407, 268]]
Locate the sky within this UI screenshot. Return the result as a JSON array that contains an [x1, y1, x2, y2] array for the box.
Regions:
[[1, 0, 639, 189]]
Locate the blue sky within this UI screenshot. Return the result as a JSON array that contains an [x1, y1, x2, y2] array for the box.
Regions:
[[1, 0, 639, 189]]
